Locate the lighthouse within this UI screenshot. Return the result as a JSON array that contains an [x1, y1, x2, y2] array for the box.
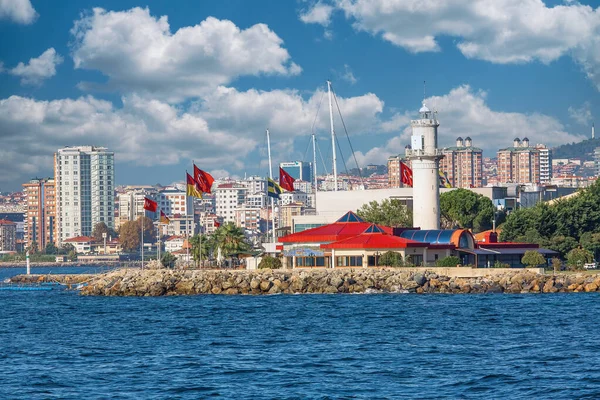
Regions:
[[407, 101, 442, 230]]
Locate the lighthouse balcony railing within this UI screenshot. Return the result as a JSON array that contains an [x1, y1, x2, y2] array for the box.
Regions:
[[405, 149, 445, 157]]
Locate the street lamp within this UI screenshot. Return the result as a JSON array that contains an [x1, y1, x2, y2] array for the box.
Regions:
[[102, 232, 107, 254]]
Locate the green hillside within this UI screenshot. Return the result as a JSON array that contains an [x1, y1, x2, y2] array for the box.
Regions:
[[552, 138, 600, 161]]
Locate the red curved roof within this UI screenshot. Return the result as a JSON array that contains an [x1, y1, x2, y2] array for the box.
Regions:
[[279, 221, 392, 243], [321, 227, 427, 250]]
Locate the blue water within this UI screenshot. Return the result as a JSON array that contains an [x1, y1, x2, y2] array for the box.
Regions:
[[1, 269, 600, 399]]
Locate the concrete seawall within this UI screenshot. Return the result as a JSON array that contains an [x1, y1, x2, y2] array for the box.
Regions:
[[12, 268, 600, 296]]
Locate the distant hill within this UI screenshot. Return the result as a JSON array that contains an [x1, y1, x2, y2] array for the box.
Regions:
[[552, 138, 600, 161]]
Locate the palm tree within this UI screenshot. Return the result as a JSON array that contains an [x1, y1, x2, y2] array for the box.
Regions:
[[212, 223, 250, 267], [189, 234, 211, 267]]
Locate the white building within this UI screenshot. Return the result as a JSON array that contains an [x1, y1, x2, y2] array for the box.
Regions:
[[245, 192, 268, 208], [164, 235, 185, 253], [117, 188, 158, 228], [55, 146, 114, 245], [158, 189, 193, 217], [215, 183, 247, 223], [293, 180, 313, 194], [235, 206, 262, 231], [242, 176, 267, 194], [280, 191, 309, 206], [537, 144, 552, 184]]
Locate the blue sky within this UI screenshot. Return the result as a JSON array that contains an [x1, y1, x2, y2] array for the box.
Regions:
[[0, 0, 599, 191]]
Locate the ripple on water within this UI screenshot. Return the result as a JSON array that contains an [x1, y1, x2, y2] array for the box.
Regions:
[[2, 291, 600, 398]]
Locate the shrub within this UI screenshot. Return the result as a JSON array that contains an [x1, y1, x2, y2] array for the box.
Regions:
[[566, 247, 593, 270], [493, 261, 511, 268], [378, 251, 403, 267], [521, 250, 546, 268], [258, 255, 282, 269], [436, 256, 461, 267], [161, 252, 177, 269]]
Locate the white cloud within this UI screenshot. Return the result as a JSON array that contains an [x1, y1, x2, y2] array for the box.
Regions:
[[299, 3, 334, 26], [568, 102, 593, 126], [9, 48, 63, 85], [70, 7, 301, 102], [0, 86, 386, 189], [341, 64, 357, 84], [321, 0, 600, 89], [0, 0, 37, 24], [354, 84, 586, 166]]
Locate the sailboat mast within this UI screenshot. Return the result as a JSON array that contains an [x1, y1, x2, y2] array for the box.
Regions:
[[312, 132, 318, 207], [266, 129, 276, 243], [327, 80, 338, 191]]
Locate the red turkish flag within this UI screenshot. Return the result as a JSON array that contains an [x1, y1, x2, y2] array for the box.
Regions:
[[193, 164, 215, 194], [400, 162, 413, 187], [279, 167, 295, 192], [214, 219, 221, 228], [143, 197, 158, 212]]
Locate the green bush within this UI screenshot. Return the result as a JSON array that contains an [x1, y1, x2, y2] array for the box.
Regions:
[[258, 255, 282, 269], [566, 247, 593, 270], [493, 261, 511, 268], [436, 256, 461, 267], [378, 251, 403, 267], [161, 252, 177, 269], [521, 250, 546, 267]]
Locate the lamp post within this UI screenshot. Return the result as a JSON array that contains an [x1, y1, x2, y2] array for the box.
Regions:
[[102, 232, 107, 254]]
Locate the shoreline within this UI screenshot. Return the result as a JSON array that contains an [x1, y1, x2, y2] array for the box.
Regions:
[[10, 268, 600, 296], [0, 261, 121, 268]]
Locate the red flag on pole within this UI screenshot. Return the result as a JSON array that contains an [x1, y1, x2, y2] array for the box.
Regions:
[[143, 197, 158, 212], [400, 162, 413, 187], [279, 167, 295, 192], [214, 219, 221, 228], [193, 164, 215, 194]]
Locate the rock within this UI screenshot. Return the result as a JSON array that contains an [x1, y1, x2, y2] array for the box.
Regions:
[[543, 279, 555, 293], [260, 280, 273, 292], [211, 286, 222, 295], [250, 279, 261, 290], [584, 282, 598, 292], [223, 288, 239, 295], [414, 274, 427, 286]]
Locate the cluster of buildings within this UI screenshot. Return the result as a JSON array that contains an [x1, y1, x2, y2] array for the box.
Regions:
[[389, 137, 552, 189]]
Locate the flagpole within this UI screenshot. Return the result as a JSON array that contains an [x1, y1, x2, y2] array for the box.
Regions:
[[267, 128, 275, 243], [312, 132, 318, 209], [141, 209, 144, 268], [186, 171, 190, 267], [157, 216, 161, 263]]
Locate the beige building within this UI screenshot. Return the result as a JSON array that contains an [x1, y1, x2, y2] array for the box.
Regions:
[[497, 138, 541, 184], [22, 178, 56, 251], [387, 154, 411, 188], [0, 219, 17, 252], [440, 137, 483, 188], [280, 202, 304, 229]]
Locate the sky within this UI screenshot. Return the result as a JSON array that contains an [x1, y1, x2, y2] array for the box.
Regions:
[[0, 0, 599, 192]]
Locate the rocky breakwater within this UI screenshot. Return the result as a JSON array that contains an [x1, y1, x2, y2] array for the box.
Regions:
[[77, 268, 600, 296], [10, 274, 96, 286]]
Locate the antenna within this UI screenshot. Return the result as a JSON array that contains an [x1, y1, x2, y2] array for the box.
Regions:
[[423, 80, 426, 101]]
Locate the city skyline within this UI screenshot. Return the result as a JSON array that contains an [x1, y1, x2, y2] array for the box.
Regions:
[[1, 0, 599, 191]]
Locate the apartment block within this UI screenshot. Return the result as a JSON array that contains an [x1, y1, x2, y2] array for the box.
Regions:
[[497, 138, 541, 184], [55, 146, 114, 245], [22, 178, 56, 251], [0, 219, 17, 252], [440, 137, 483, 188]]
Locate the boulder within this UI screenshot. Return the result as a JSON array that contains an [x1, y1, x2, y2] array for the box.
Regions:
[[414, 274, 427, 286], [260, 280, 273, 292]]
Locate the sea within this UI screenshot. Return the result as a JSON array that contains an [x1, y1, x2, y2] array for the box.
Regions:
[[1, 266, 600, 399]]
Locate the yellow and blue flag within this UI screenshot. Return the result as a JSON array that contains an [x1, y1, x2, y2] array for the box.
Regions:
[[267, 177, 283, 199]]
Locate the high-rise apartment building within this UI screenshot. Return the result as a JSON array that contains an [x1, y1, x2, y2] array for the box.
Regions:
[[440, 137, 483, 188], [215, 183, 247, 223], [497, 138, 541, 184], [116, 187, 158, 228], [22, 178, 56, 251], [0, 219, 17, 252], [55, 146, 114, 245], [280, 161, 312, 183], [536, 144, 552, 184]]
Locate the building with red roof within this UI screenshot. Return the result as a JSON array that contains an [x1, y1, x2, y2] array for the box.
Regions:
[[278, 211, 556, 268]]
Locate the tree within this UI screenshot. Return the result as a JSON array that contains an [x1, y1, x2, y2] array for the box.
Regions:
[[136, 216, 156, 244], [378, 251, 403, 267], [546, 235, 578, 258], [521, 250, 546, 268], [258, 255, 282, 269], [26, 240, 38, 254], [356, 199, 412, 227], [189, 234, 211, 266], [161, 252, 177, 269], [436, 255, 461, 267], [213, 222, 250, 257], [579, 232, 600, 260], [91, 222, 117, 242], [566, 247, 594, 270], [119, 220, 140, 252], [439, 189, 494, 232], [59, 243, 75, 255], [44, 243, 58, 255], [551, 257, 562, 274], [67, 249, 77, 261]]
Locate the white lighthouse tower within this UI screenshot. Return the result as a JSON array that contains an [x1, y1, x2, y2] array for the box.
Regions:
[[407, 101, 442, 230]]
